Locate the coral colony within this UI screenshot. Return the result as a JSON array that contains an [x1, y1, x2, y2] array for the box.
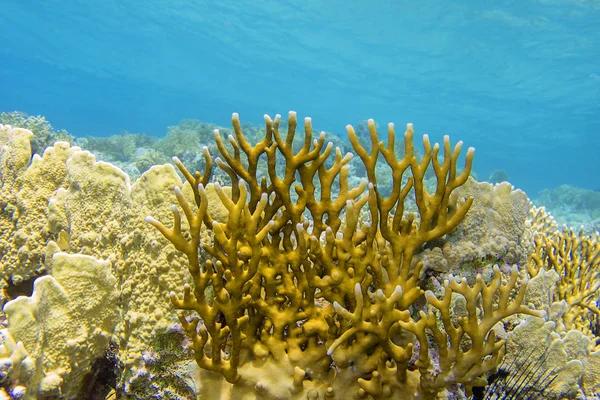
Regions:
[[147, 112, 536, 399]]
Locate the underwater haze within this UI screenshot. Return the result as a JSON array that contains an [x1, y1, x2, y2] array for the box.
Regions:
[[1, 0, 599, 194]]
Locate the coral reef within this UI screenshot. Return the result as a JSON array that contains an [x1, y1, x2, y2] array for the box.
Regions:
[[1, 112, 599, 399], [498, 225, 600, 399], [0, 124, 219, 397], [536, 184, 600, 231], [2, 253, 118, 398], [487, 169, 509, 185], [527, 227, 600, 334], [123, 328, 199, 399], [0, 112, 73, 157], [501, 278, 600, 398], [148, 112, 541, 399], [416, 179, 532, 277], [527, 205, 559, 237], [0, 126, 78, 300], [155, 120, 216, 158], [134, 150, 171, 174], [502, 316, 586, 398], [77, 132, 161, 180], [82, 132, 157, 163]]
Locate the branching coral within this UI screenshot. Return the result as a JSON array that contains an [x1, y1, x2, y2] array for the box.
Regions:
[[405, 266, 533, 396], [527, 228, 600, 333], [147, 112, 541, 399]]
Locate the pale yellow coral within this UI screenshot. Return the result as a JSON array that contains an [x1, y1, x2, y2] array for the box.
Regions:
[[2, 252, 118, 399], [0, 125, 224, 395], [417, 178, 533, 274], [0, 125, 33, 191], [0, 126, 78, 296], [44, 153, 196, 371], [503, 312, 600, 398]]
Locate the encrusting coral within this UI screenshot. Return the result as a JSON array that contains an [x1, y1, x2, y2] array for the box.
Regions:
[[0, 112, 74, 157], [147, 112, 542, 399], [497, 217, 600, 398], [0, 125, 78, 298], [499, 266, 600, 398], [416, 179, 533, 276], [2, 252, 119, 398], [0, 123, 220, 397]]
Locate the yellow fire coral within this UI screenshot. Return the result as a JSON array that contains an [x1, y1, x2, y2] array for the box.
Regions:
[[528, 227, 600, 333], [147, 112, 541, 399]]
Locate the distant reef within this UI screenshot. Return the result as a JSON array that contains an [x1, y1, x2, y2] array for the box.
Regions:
[[535, 184, 600, 232]]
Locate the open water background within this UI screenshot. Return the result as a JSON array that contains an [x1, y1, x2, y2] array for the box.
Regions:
[[1, 0, 599, 194]]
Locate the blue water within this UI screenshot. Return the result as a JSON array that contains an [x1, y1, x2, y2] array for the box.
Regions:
[[1, 0, 599, 195]]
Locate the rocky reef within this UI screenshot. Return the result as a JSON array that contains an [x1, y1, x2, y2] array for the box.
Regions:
[[0, 113, 598, 399]]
